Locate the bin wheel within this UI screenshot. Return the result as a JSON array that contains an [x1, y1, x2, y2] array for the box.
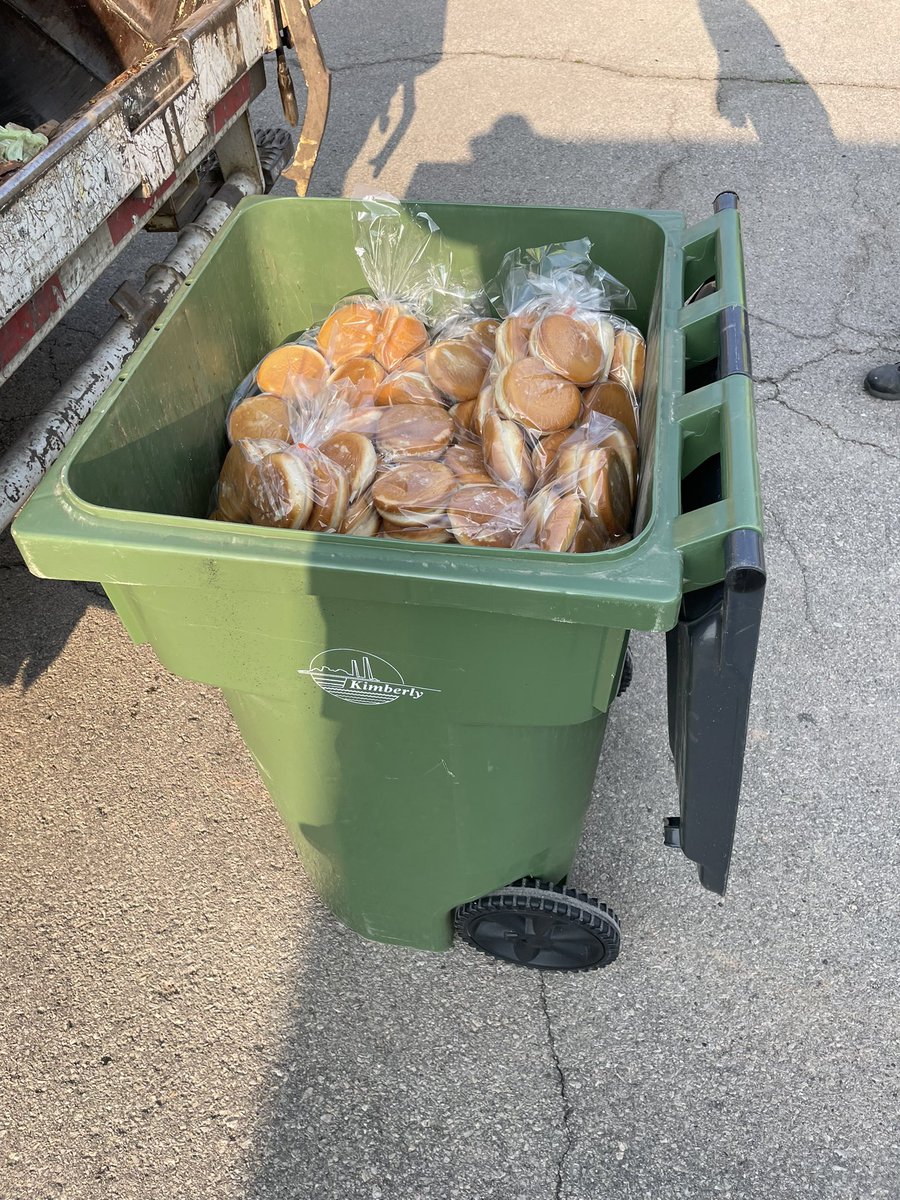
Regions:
[[455, 879, 620, 971], [617, 649, 633, 697]]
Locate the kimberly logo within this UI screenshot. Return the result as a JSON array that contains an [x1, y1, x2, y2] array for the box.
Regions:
[[298, 649, 440, 706]]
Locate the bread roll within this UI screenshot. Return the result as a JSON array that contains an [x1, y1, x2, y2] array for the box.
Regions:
[[531, 429, 570, 479], [217, 438, 285, 523], [495, 309, 540, 366], [425, 340, 490, 402], [255, 344, 328, 396], [320, 431, 377, 501], [482, 411, 535, 494], [535, 490, 582, 552], [466, 318, 500, 354], [382, 521, 452, 543], [376, 404, 453, 462], [317, 299, 381, 364], [247, 448, 314, 529], [328, 357, 385, 407], [306, 454, 350, 533], [583, 379, 639, 444], [610, 328, 646, 399], [226, 393, 291, 444], [372, 460, 456, 527], [471, 384, 496, 438], [447, 485, 525, 548], [376, 304, 428, 371], [530, 312, 604, 386], [375, 367, 443, 408], [495, 358, 581, 433], [449, 400, 477, 438], [341, 491, 381, 537], [443, 444, 493, 485], [557, 443, 632, 536]]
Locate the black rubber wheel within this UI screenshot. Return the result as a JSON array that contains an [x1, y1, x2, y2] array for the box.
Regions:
[[455, 878, 621, 971], [617, 648, 633, 697]]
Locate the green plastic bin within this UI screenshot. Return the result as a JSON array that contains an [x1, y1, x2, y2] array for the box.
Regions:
[[13, 194, 765, 966]]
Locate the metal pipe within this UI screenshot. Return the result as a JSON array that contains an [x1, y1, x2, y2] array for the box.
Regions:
[[0, 170, 260, 531]]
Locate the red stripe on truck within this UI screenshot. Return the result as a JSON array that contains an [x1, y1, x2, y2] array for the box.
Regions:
[[0, 275, 65, 369], [209, 73, 251, 135], [107, 174, 177, 246]]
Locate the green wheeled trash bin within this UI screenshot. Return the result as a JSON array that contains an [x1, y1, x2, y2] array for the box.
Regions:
[[13, 194, 765, 971]]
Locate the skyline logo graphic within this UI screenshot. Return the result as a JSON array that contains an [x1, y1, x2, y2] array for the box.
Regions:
[[298, 649, 440, 706]]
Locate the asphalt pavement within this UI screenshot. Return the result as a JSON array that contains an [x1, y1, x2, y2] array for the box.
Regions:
[[1, 2, 899, 1197]]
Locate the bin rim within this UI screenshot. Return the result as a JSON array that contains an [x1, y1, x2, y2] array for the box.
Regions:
[[14, 195, 751, 634]]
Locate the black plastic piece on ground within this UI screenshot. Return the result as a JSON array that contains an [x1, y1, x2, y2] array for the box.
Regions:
[[666, 529, 766, 895], [455, 879, 621, 971], [617, 647, 633, 697], [714, 191, 740, 212], [663, 816, 682, 848]]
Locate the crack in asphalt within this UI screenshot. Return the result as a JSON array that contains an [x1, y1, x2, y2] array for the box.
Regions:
[[328, 50, 900, 95], [643, 107, 691, 209], [767, 510, 819, 634], [754, 338, 899, 463], [748, 311, 837, 343], [758, 376, 899, 462], [539, 977, 574, 1200]]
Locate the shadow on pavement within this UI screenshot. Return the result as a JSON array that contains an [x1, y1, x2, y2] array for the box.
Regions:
[[314, 0, 448, 190], [0, 532, 108, 689], [696, 0, 834, 136]]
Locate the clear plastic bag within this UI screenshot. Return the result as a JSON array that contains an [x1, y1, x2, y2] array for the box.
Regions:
[[214, 438, 287, 523], [374, 459, 526, 549], [316, 199, 479, 377], [486, 240, 643, 402], [516, 413, 638, 551], [215, 379, 380, 535], [487, 239, 634, 320], [423, 284, 498, 404]]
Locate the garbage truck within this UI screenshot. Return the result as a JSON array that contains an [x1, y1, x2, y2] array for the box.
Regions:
[[0, 0, 331, 529]]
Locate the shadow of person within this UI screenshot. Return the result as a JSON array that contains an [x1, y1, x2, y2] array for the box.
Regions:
[[696, 0, 834, 139], [311, 0, 448, 194]]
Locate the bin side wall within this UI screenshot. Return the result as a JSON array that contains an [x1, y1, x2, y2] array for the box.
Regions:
[[225, 686, 609, 951]]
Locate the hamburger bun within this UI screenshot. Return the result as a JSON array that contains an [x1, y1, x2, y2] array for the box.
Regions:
[[530, 312, 604, 386], [320, 431, 377, 501], [447, 484, 525, 548], [495, 358, 582, 433], [255, 344, 328, 396], [317, 299, 381, 364], [376, 404, 453, 462], [372, 460, 456, 527]]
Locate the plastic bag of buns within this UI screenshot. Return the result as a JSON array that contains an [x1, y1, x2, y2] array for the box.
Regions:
[[370, 299, 498, 434], [419, 296, 499, 409], [373, 460, 527, 549], [214, 378, 382, 538], [224, 331, 329, 440], [315, 198, 479, 385], [480, 239, 647, 443], [516, 413, 638, 553], [211, 220, 647, 558], [488, 239, 634, 321]]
